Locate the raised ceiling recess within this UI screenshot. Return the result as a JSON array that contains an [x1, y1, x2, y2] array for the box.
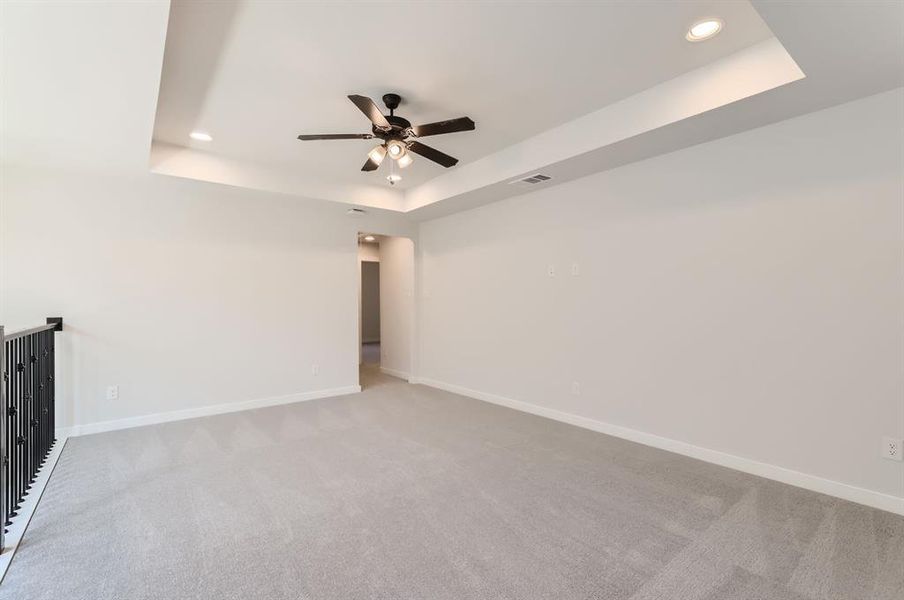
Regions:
[[148, 1, 903, 218]]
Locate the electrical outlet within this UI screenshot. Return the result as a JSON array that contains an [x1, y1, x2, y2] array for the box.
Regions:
[[571, 381, 580, 395], [571, 263, 580, 276], [881, 437, 903, 461], [547, 264, 556, 277], [106, 385, 119, 400], [311, 364, 320, 376]]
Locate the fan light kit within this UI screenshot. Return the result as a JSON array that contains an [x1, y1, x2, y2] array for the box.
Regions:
[[367, 145, 387, 165], [686, 19, 723, 42], [298, 93, 475, 185], [386, 153, 402, 184], [387, 140, 406, 158]]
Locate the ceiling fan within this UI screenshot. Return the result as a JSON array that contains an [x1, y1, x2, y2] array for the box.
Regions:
[[297, 93, 475, 184]]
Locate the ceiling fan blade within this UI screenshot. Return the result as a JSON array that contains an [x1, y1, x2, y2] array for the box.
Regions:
[[361, 156, 380, 172], [412, 117, 475, 137], [407, 141, 458, 168], [297, 133, 373, 141], [348, 95, 391, 130]]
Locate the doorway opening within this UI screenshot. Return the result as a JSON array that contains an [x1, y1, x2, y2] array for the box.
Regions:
[[357, 232, 414, 390], [360, 239, 381, 367]]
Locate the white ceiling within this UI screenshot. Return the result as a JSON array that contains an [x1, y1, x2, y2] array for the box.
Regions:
[[3, 1, 901, 220], [153, 1, 774, 190]]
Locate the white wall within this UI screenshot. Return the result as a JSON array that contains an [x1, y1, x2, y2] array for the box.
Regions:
[[357, 241, 380, 263], [379, 236, 415, 379], [417, 89, 904, 507], [0, 165, 415, 432]]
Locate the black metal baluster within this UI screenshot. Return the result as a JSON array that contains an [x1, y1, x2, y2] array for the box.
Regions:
[[35, 332, 42, 468], [32, 333, 38, 481], [31, 335, 38, 485], [11, 338, 21, 518], [23, 334, 31, 497], [14, 337, 19, 518], [29, 334, 37, 484], [20, 335, 27, 502], [38, 332, 45, 466], [43, 331, 51, 459], [1, 327, 6, 546], [49, 331, 56, 447], [44, 331, 49, 459], [4, 338, 12, 526], [28, 335, 34, 483], [2, 335, 8, 528], [35, 332, 44, 472], [39, 331, 46, 463], [22, 335, 32, 497], [13, 337, 20, 517]]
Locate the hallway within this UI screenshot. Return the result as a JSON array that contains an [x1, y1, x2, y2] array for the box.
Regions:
[[361, 342, 380, 367]]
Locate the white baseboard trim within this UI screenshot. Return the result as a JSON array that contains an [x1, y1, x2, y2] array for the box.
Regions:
[[0, 434, 68, 583], [56, 385, 362, 438], [414, 377, 904, 516], [379, 367, 410, 381]]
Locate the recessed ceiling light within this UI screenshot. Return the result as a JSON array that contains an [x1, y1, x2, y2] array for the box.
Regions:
[[363, 235, 376, 242], [686, 19, 723, 42], [189, 131, 212, 142]]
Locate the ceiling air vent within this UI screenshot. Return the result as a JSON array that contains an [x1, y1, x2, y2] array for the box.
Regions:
[[510, 173, 552, 185]]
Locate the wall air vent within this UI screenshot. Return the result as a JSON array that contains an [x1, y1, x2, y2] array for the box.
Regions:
[[509, 173, 552, 185]]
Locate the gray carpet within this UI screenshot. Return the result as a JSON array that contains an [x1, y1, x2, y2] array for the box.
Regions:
[[2, 367, 902, 599]]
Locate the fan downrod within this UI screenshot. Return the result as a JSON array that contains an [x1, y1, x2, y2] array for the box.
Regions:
[[382, 93, 402, 115]]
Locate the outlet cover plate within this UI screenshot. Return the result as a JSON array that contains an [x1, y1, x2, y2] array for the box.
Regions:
[[881, 437, 903, 461]]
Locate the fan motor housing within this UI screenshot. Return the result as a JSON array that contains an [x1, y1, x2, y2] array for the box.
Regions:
[[373, 115, 411, 140]]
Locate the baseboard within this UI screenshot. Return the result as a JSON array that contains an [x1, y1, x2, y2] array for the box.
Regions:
[[0, 435, 68, 583], [57, 385, 362, 438], [414, 377, 904, 516], [379, 367, 410, 381]]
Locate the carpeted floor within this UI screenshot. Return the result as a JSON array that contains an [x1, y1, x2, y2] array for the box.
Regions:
[[1, 367, 902, 600]]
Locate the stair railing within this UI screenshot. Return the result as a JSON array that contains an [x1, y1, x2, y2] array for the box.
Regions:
[[0, 317, 63, 552]]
